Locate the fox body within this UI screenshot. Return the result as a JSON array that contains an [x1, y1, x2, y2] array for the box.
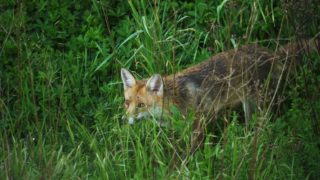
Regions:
[[121, 39, 319, 128], [121, 44, 279, 124]]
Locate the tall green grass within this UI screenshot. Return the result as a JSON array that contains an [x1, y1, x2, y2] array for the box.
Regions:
[[1, 0, 320, 179]]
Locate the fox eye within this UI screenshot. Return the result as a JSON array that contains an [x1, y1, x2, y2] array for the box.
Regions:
[[137, 103, 145, 108]]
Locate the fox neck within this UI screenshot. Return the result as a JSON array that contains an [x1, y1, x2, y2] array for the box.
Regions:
[[161, 76, 190, 115]]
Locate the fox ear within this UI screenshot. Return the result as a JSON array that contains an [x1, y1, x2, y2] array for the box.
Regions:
[[146, 74, 163, 96], [121, 68, 136, 90]]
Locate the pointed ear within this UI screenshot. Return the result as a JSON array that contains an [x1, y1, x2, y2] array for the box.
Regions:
[[121, 68, 136, 90], [146, 74, 163, 96]]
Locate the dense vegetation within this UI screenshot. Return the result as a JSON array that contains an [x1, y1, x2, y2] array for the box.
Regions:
[[1, 0, 319, 179]]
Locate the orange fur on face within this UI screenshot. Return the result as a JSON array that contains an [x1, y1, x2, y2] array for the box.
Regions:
[[122, 77, 164, 124]]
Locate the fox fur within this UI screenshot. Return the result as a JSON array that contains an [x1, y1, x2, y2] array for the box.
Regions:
[[121, 38, 319, 152]]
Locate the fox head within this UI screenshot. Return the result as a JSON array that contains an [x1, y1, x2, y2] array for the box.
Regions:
[[121, 68, 164, 124]]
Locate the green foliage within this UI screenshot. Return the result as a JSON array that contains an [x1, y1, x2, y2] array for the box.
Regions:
[[0, 0, 319, 179]]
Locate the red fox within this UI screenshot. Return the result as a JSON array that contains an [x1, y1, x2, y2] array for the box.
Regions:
[[121, 38, 319, 152]]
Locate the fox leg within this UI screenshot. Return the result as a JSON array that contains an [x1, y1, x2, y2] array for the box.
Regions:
[[190, 115, 206, 154], [242, 97, 255, 128]]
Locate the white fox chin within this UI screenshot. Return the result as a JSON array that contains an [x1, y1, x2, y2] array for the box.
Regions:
[[125, 106, 163, 125]]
